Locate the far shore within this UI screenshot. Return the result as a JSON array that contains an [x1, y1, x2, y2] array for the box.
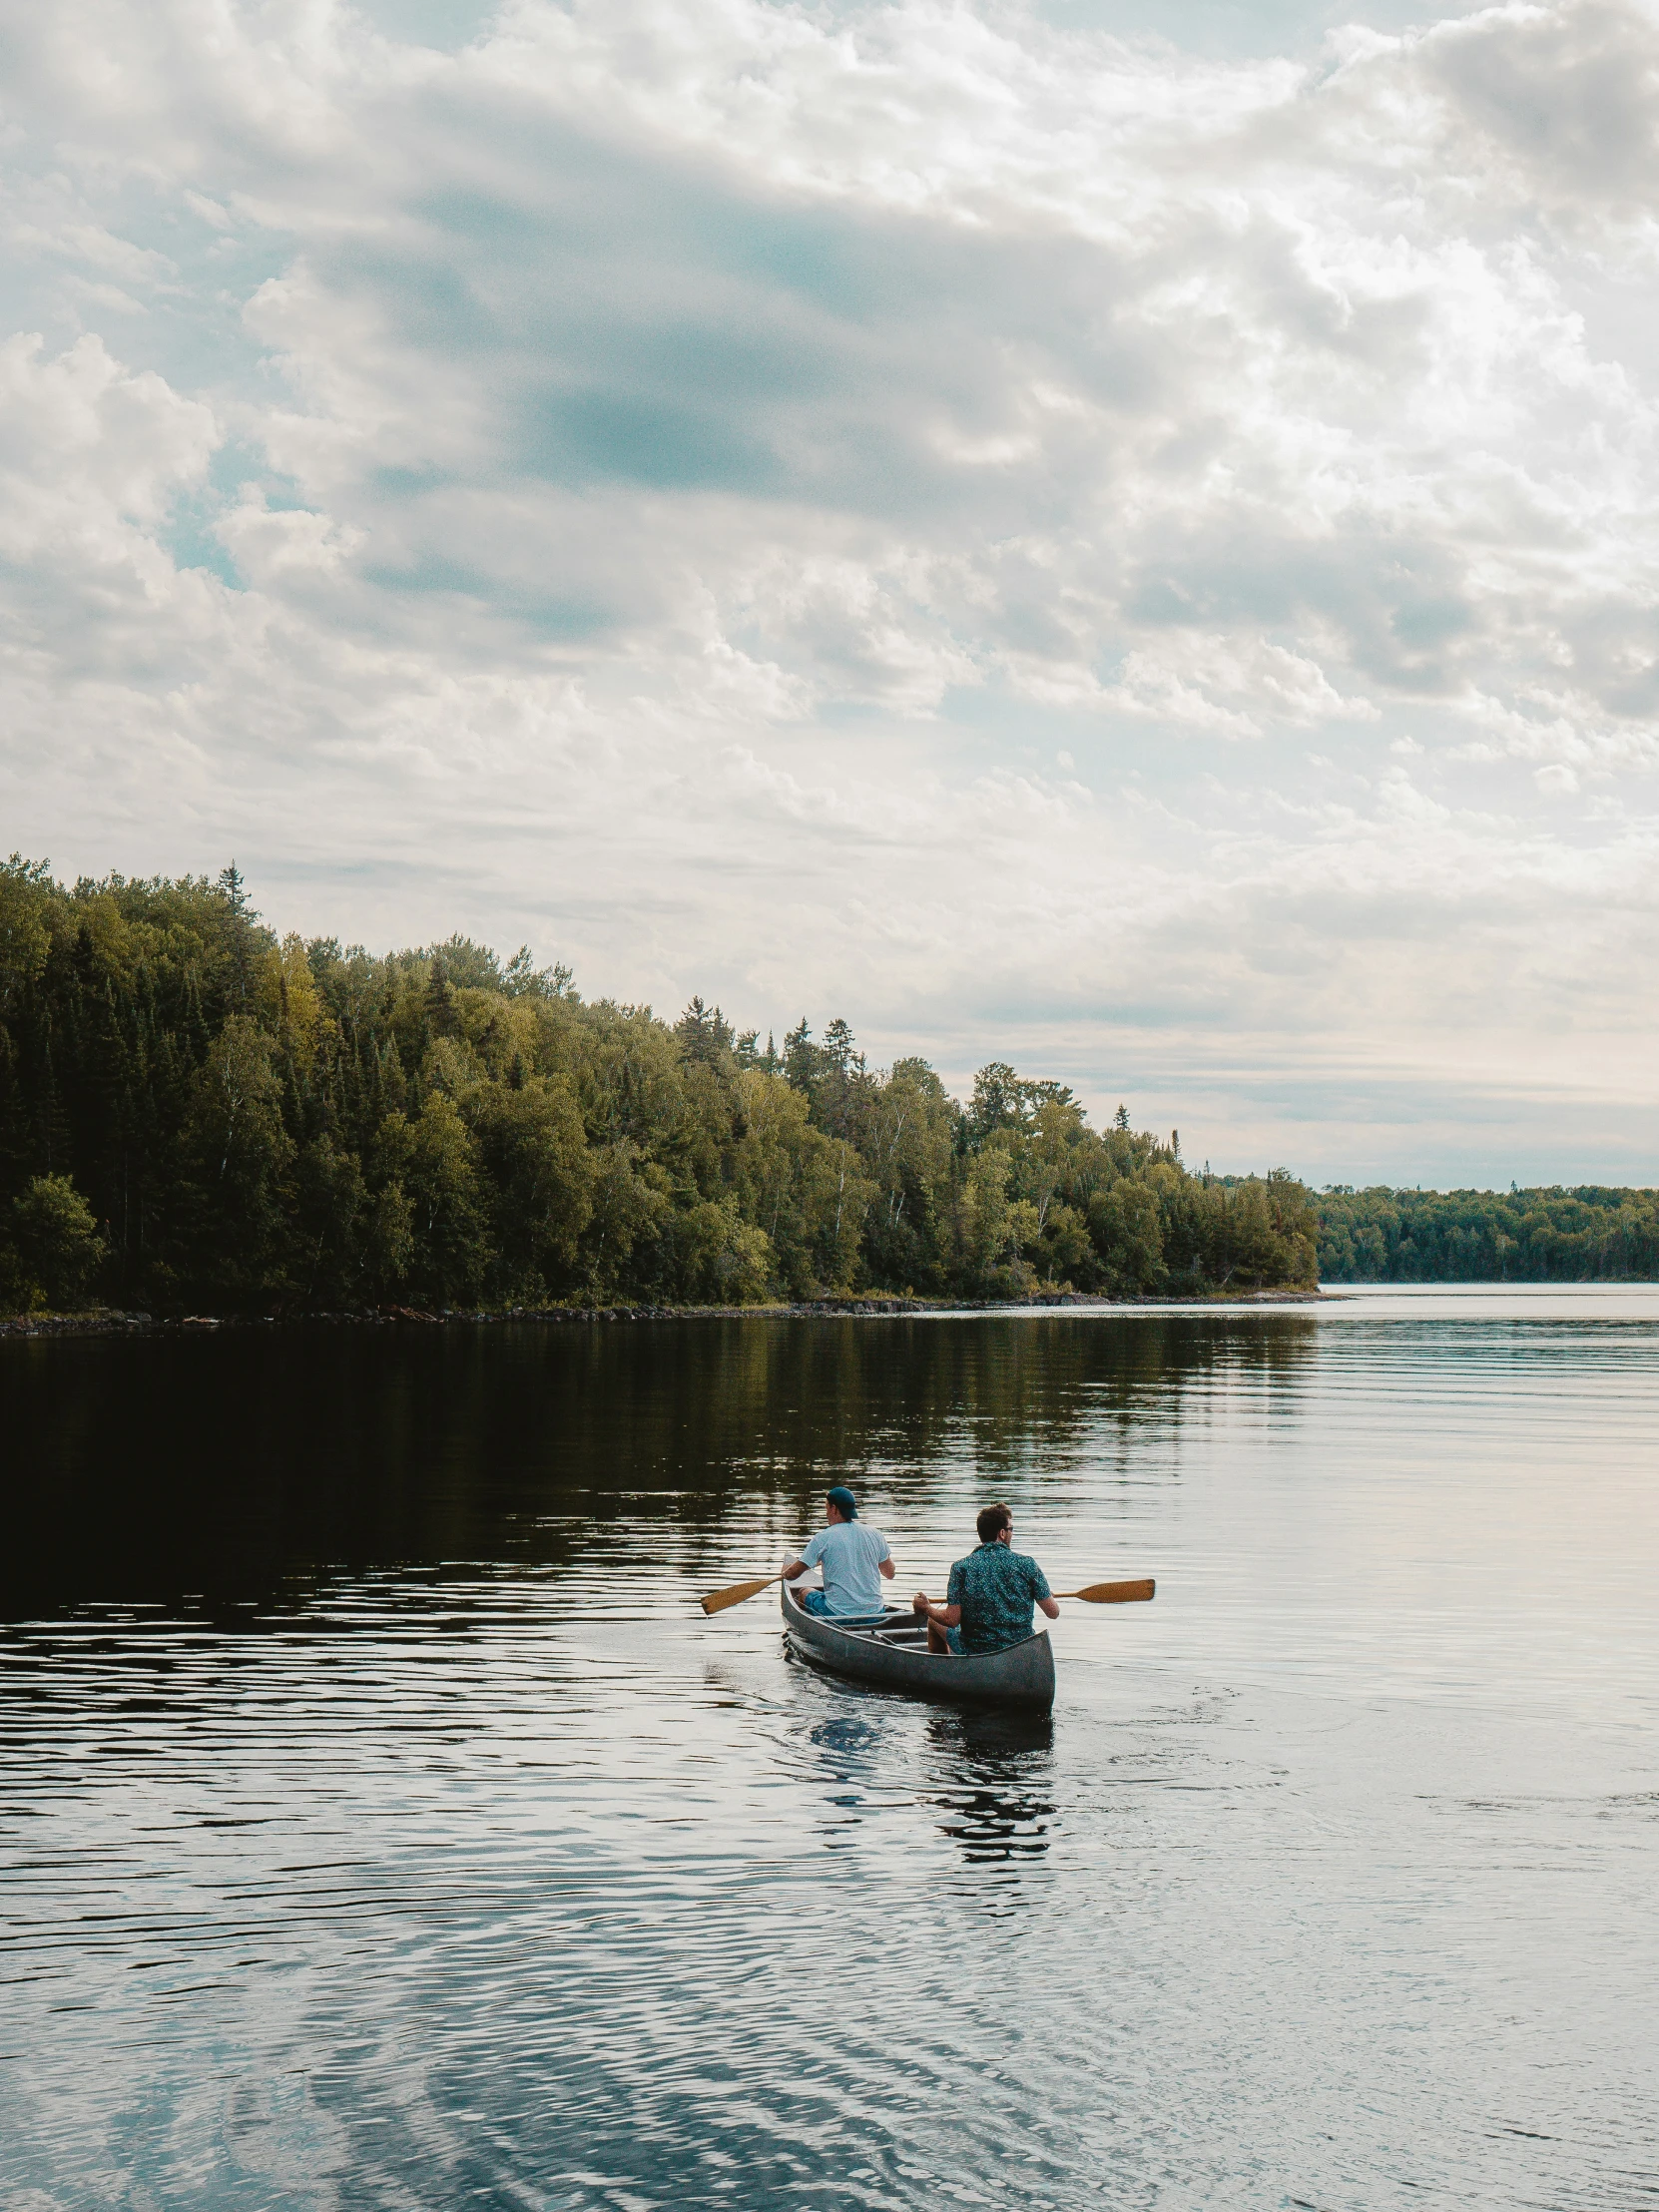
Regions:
[[0, 1287, 1334, 1341]]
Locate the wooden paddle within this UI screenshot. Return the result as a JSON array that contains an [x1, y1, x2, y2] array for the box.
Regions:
[[700, 1571, 1155, 1615], [700, 1573, 786, 1616]]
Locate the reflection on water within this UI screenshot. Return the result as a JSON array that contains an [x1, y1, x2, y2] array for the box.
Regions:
[[934, 1781, 1054, 1864], [0, 1311, 1318, 1614], [925, 1708, 1056, 1887], [3, 1290, 1659, 2210]]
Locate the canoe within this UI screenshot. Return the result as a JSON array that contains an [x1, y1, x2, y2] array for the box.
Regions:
[[780, 1582, 1056, 1710]]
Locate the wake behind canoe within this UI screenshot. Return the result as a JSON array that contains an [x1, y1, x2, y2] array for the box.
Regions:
[[780, 1583, 1057, 1711]]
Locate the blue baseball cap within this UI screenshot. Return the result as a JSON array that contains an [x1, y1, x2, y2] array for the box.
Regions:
[[826, 1485, 858, 1519]]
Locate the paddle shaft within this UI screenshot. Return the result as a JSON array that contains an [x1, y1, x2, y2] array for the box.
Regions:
[[912, 1576, 1154, 1604], [913, 1577, 1153, 1604], [702, 1570, 1154, 1615]]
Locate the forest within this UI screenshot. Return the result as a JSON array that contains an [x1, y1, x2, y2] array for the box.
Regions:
[[0, 859, 1319, 1315], [1317, 1185, 1659, 1282]]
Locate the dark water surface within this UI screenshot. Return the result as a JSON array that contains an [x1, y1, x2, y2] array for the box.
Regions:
[[3, 1288, 1657, 2210]]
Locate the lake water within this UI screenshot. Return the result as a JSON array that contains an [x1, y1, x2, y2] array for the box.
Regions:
[[3, 1286, 1657, 2210]]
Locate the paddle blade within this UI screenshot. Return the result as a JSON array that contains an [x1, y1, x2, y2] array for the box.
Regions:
[[700, 1574, 781, 1616], [1061, 1577, 1155, 1604]]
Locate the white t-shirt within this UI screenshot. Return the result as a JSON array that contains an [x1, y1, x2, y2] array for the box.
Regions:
[[801, 1520, 891, 1616]]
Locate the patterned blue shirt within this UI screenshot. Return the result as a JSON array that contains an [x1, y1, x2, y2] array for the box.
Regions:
[[946, 1542, 1052, 1654]]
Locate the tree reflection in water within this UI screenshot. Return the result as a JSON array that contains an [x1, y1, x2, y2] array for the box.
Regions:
[[2, 1310, 1316, 1615]]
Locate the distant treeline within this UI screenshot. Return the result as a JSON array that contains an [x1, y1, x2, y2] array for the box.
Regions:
[[1318, 1186, 1659, 1282], [0, 859, 1318, 1315]]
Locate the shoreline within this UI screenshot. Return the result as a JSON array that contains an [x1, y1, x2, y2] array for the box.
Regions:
[[0, 1287, 1333, 1341]]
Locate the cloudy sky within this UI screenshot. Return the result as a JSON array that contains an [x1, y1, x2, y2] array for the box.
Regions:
[[5, 0, 1659, 1185]]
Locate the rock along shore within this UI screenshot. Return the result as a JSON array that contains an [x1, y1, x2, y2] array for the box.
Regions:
[[0, 1288, 1329, 1340]]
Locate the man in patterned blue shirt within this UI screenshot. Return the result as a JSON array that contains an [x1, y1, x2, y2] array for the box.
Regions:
[[912, 1502, 1059, 1655]]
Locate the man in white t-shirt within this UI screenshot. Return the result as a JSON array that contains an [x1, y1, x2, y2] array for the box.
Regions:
[[782, 1486, 894, 1620]]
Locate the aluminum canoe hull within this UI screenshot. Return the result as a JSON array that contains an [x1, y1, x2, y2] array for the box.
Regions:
[[780, 1585, 1056, 1710]]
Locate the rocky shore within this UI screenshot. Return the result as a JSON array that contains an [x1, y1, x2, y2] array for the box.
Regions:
[[0, 1288, 1328, 1340]]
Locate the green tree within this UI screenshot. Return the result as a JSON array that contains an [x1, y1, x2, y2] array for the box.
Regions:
[[956, 1148, 1038, 1297], [0, 856, 54, 1019], [10, 1173, 105, 1308], [580, 1143, 668, 1299], [178, 1014, 294, 1301], [731, 1069, 874, 1297], [858, 1057, 956, 1291], [293, 1137, 368, 1306], [1089, 1178, 1165, 1294], [373, 1094, 489, 1305], [655, 1197, 774, 1304], [472, 1074, 595, 1300]]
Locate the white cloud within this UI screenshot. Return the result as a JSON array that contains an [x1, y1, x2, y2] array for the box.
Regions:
[[4, 0, 1659, 1177]]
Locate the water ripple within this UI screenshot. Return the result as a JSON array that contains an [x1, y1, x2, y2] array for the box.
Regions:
[[3, 1293, 1659, 2207]]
